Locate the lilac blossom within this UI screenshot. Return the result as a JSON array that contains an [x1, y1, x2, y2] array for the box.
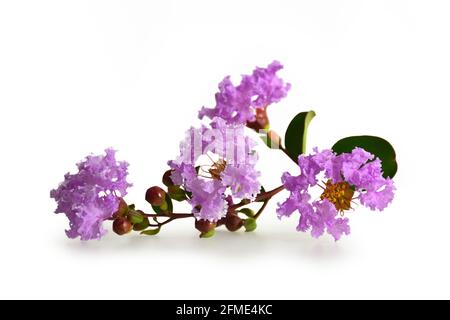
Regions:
[[277, 147, 395, 241], [50, 149, 131, 240], [169, 118, 261, 222], [199, 61, 291, 125]]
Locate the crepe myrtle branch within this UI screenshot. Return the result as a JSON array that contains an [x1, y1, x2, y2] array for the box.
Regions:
[[50, 61, 397, 242], [121, 111, 289, 238], [112, 184, 286, 237]]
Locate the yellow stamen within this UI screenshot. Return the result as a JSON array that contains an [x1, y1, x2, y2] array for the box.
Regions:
[[320, 180, 354, 213]]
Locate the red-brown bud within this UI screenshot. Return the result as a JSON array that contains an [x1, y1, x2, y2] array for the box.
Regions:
[[195, 219, 216, 233], [162, 170, 175, 187], [113, 217, 132, 235], [225, 214, 243, 232], [246, 107, 270, 131], [112, 198, 128, 219], [145, 186, 166, 206]]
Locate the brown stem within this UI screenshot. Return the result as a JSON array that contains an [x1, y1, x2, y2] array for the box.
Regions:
[[229, 184, 285, 223], [138, 185, 285, 229], [255, 185, 285, 202], [264, 128, 293, 160], [230, 185, 285, 211], [252, 185, 284, 219], [253, 199, 269, 220], [140, 212, 194, 229], [158, 216, 183, 227], [280, 145, 292, 159], [141, 213, 193, 219]]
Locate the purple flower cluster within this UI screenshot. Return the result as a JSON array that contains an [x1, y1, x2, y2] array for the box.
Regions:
[[277, 147, 395, 241], [49, 60, 397, 243], [50, 149, 131, 240], [169, 118, 261, 222], [199, 61, 291, 125]]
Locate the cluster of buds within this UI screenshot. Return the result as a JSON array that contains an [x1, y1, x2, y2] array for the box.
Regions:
[[112, 199, 151, 236]]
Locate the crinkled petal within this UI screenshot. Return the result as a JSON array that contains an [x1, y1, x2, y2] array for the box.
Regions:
[[50, 149, 131, 240], [360, 178, 396, 211], [187, 178, 228, 222], [327, 218, 351, 241], [221, 164, 261, 200], [169, 120, 261, 218], [199, 61, 290, 125]]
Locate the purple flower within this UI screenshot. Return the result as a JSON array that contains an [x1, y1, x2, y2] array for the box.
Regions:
[[199, 61, 291, 125], [186, 178, 228, 222], [277, 147, 395, 241], [278, 190, 312, 219], [221, 164, 261, 200], [169, 119, 261, 221], [50, 149, 131, 240], [307, 200, 350, 241]]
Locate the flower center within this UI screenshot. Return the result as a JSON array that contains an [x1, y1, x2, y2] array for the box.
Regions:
[[208, 159, 227, 180], [320, 180, 354, 212]]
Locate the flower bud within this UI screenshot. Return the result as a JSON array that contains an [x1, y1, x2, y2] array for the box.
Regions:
[[225, 214, 243, 232], [195, 219, 216, 233], [145, 186, 166, 206], [199, 229, 215, 238], [267, 130, 281, 149], [113, 217, 132, 235], [112, 198, 128, 219], [162, 170, 175, 187], [246, 107, 270, 131]]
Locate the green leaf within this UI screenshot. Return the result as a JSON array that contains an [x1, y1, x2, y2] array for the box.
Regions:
[[127, 211, 144, 224], [332, 135, 398, 178], [239, 208, 255, 217], [168, 186, 188, 202], [133, 217, 150, 231], [140, 228, 160, 236], [199, 229, 215, 238], [284, 111, 316, 162], [151, 196, 173, 215], [244, 218, 257, 232]]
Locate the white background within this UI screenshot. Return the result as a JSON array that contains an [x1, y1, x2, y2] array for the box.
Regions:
[[1, 0, 449, 299]]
